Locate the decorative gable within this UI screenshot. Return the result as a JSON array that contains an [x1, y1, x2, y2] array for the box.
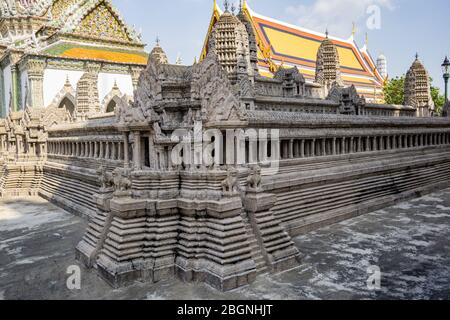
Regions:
[[74, 2, 131, 42], [51, 0, 80, 20]]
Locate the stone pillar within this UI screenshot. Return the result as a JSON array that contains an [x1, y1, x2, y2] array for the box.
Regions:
[[357, 137, 362, 153], [289, 139, 294, 159], [94, 142, 98, 158], [26, 59, 46, 108], [321, 139, 326, 156], [11, 65, 20, 111], [311, 139, 316, 157], [99, 142, 104, 159], [332, 138, 337, 155], [133, 131, 142, 170], [123, 132, 130, 168], [349, 137, 354, 153], [366, 136, 370, 152], [105, 142, 110, 160], [341, 137, 346, 154], [109, 141, 117, 160], [300, 140, 305, 158], [130, 67, 142, 91]]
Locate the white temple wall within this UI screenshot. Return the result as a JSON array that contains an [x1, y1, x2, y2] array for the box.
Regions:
[[20, 70, 28, 108], [2, 64, 12, 116], [43, 69, 83, 107], [98, 73, 133, 102]]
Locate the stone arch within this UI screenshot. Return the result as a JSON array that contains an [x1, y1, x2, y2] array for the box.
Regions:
[[104, 95, 123, 113], [101, 82, 124, 113], [57, 94, 76, 117]]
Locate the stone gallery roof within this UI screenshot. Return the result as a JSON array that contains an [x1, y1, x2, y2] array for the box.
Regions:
[[247, 110, 450, 127]]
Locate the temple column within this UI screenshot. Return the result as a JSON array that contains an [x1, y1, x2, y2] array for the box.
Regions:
[[321, 139, 326, 156], [26, 59, 46, 108], [105, 142, 110, 160], [94, 141, 98, 158], [289, 139, 294, 159], [311, 139, 316, 157], [366, 136, 370, 152], [358, 137, 362, 153], [123, 132, 130, 168], [332, 138, 337, 155], [300, 140, 305, 158], [99, 142, 104, 159], [341, 137, 346, 154], [130, 67, 142, 91], [349, 137, 354, 153], [133, 131, 142, 170]]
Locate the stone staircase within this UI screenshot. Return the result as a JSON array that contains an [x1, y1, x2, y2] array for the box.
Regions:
[[241, 211, 268, 275], [0, 163, 43, 197], [271, 153, 450, 235], [39, 164, 98, 218]]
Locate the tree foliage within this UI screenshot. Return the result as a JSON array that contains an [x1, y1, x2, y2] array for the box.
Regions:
[[383, 76, 405, 105]]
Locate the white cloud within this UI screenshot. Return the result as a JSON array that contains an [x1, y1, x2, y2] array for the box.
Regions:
[[285, 0, 396, 38]]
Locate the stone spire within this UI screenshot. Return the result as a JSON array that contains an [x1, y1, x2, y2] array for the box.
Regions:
[[209, 7, 252, 83], [315, 33, 343, 87], [404, 54, 435, 117], [149, 38, 169, 64]]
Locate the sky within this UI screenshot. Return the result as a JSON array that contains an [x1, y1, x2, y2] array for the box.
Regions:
[[114, 0, 450, 92]]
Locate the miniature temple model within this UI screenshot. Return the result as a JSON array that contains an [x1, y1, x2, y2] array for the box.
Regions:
[[1, 1, 449, 292]]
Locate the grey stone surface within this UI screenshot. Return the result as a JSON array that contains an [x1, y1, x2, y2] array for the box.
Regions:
[[1, 190, 450, 300]]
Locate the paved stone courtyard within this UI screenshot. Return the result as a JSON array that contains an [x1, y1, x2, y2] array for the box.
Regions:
[[1, 189, 450, 300]]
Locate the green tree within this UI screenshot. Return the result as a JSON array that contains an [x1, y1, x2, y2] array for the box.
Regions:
[[430, 81, 445, 115], [383, 76, 405, 105]]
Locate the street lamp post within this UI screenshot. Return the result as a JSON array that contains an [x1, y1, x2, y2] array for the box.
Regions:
[[442, 56, 450, 103]]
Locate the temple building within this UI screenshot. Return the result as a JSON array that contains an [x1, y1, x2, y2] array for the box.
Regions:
[[0, 0, 148, 118], [201, 0, 385, 102]]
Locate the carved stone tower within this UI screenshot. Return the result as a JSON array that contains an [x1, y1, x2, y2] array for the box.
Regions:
[[404, 55, 435, 117], [209, 7, 251, 84], [315, 33, 343, 88], [75, 64, 100, 120], [149, 40, 169, 65]]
